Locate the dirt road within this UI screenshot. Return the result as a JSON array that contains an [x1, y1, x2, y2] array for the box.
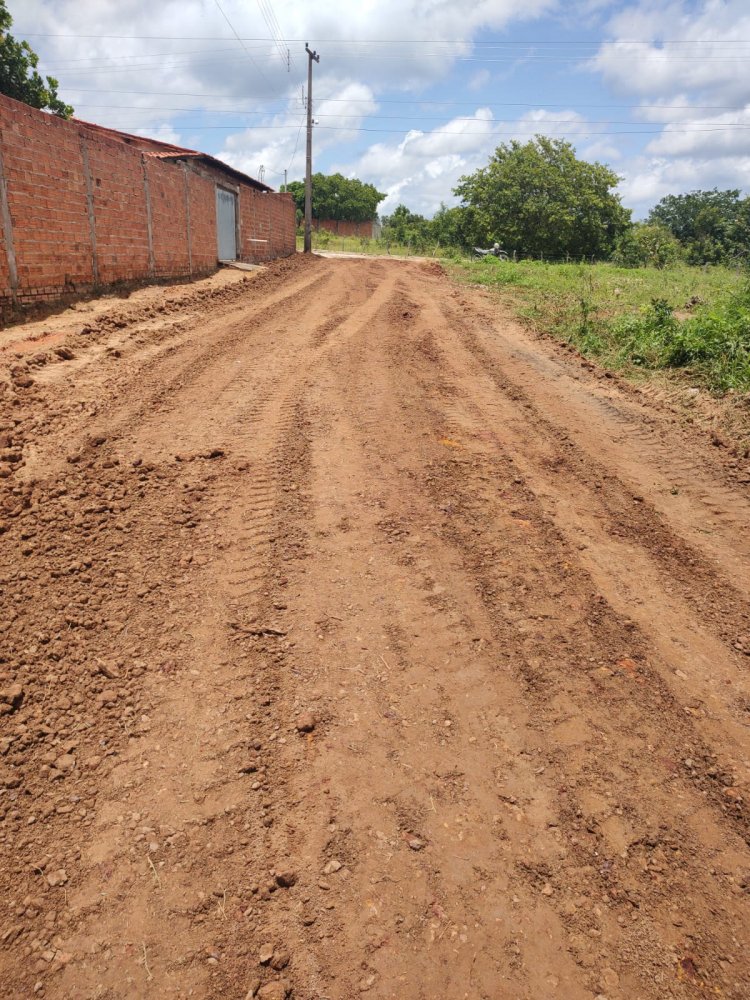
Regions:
[[1, 256, 748, 1000]]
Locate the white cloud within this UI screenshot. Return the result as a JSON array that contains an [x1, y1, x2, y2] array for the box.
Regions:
[[332, 108, 500, 216], [217, 79, 378, 181], [646, 107, 750, 157], [330, 107, 609, 216], [468, 69, 491, 92], [581, 138, 622, 161], [17, 0, 558, 191], [586, 0, 750, 105], [22, 0, 557, 113], [618, 153, 750, 217], [584, 1, 750, 211], [134, 123, 183, 146], [516, 108, 588, 134]]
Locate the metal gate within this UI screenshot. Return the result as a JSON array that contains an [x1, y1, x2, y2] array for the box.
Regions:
[[216, 187, 238, 260]]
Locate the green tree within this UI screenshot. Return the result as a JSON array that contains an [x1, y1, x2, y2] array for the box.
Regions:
[[733, 197, 750, 262], [454, 136, 630, 259], [283, 173, 385, 223], [612, 223, 682, 269], [0, 1, 72, 116], [428, 203, 472, 250], [647, 189, 749, 265], [380, 204, 432, 249]]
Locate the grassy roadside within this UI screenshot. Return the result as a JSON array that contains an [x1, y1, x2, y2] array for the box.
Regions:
[[452, 258, 750, 395], [296, 233, 442, 256]]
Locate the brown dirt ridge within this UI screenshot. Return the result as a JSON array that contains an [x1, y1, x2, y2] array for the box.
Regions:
[[1, 255, 748, 1000]]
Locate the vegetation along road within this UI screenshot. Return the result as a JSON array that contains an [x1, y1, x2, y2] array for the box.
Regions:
[[1, 255, 749, 999]]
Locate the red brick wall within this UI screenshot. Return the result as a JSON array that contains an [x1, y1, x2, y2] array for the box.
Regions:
[[0, 94, 296, 320], [0, 97, 93, 306], [145, 156, 190, 279], [85, 130, 151, 285], [314, 218, 374, 238], [239, 187, 296, 262], [267, 192, 297, 259], [185, 167, 219, 273]]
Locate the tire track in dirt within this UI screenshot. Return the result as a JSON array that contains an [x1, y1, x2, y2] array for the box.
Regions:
[[1, 256, 748, 1000], [265, 267, 749, 999], [415, 277, 750, 787], [439, 290, 750, 581], [9, 259, 328, 488], [212, 264, 399, 619], [443, 289, 750, 558], [255, 292, 593, 999], [404, 278, 750, 995], [33, 261, 403, 999], [407, 284, 750, 755]]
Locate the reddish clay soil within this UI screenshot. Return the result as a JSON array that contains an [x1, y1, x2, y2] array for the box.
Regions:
[[1, 255, 749, 1000]]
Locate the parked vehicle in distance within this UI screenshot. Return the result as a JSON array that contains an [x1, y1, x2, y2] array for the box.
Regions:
[[474, 242, 510, 260]]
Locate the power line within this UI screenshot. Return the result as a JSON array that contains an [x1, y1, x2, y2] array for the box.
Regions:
[[59, 87, 750, 113], [211, 0, 282, 95], [69, 103, 750, 127], [44, 50, 281, 74], [76, 122, 750, 136], [44, 48, 750, 70], [287, 118, 305, 172], [256, 0, 294, 72], [19, 31, 750, 43]]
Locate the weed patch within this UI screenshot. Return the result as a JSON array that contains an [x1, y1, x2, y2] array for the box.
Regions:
[[453, 258, 749, 393]]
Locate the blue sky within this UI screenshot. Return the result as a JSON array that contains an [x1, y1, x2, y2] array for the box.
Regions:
[[14, 1, 750, 218]]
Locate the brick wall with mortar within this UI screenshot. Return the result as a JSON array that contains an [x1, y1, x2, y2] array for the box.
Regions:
[[240, 185, 296, 262], [0, 94, 296, 321], [314, 218, 375, 239], [145, 157, 191, 279]]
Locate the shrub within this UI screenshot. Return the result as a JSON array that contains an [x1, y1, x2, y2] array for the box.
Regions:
[[314, 228, 335, 248], [612, 224, 682, 269]]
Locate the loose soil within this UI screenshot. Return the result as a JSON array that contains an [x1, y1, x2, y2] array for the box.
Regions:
[[1, 255, 748, 1000]]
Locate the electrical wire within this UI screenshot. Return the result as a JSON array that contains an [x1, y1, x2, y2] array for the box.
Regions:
[[211, 0, 284, 95], [256, 0, 294, 72], [69, 103, 750, 128], [71, 122, 750, 136], [45, 51, 285, 76], [43, 49, 750, 71], [18, 32, 750, 44], [287, 118, 305, 172], [58, 88, 750, 113]]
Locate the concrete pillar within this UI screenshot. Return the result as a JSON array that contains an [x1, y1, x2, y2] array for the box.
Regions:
[[0, 139, 19, 307], [79, 133, 100, 288], [182, 163, 192, 277], [141, 154, 156, 278]]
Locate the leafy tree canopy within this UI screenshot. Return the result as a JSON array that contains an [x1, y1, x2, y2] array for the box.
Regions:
[[284, 172, 385, 223], [428, 202, 474, 250], [647, 189, 750, 265], [380, 204, 431, 247], [0, 1, 72, 117], [454, 136, 630, 259]]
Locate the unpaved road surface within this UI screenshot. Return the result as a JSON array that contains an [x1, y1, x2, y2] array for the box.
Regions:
[[1, 256, 749, 1000]]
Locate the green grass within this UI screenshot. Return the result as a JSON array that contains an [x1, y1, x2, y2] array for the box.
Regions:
[[453, 257, 750, 393], [295, 232, 445, 256]]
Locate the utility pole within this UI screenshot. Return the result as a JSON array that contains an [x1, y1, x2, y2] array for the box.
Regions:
[[304, 43, 320, 254]]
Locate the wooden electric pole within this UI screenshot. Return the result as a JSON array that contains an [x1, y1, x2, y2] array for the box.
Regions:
[[304, 43, 320, 254]]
